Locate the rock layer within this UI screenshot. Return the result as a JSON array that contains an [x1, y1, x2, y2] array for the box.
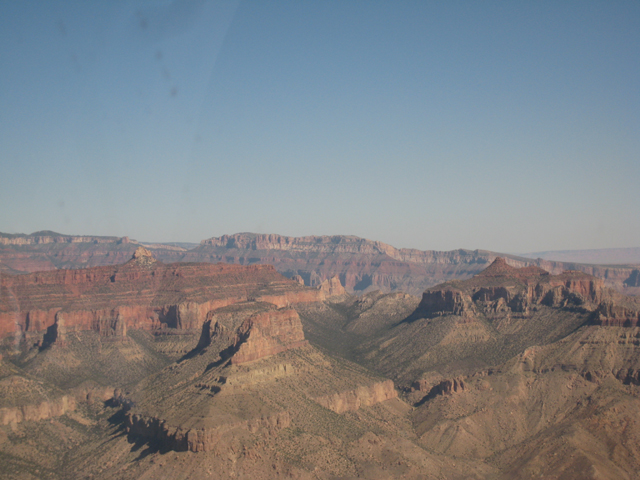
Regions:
[[313, 379, 397, 414], [0, 249, 325, 343], [230, 308, 308, 365], [415, 258, 640, 325], [125, 410, 291, 453], [3, 231, 638, 296]]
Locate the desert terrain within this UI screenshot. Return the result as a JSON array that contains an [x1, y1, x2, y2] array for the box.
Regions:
[[1, 241, 640, 479]]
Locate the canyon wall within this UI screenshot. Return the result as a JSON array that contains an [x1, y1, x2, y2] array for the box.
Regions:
[[230, 308, 308, 365], [313, 379, 398, 414], [125, 410, 291, 453], [416, 258, 640, 326], [184, 234, 640, 295], [2, 231, 638, 296], [0, 248, 326, 344]]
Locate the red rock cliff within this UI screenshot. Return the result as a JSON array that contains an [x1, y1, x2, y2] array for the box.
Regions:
[[230, 308, 308, 365], [416, 258, 639, 323], [0, 248, 324, 342]]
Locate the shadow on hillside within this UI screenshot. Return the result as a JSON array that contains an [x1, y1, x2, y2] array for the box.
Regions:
[[105, 402, 165, 459], [399, 307, 427, 324]]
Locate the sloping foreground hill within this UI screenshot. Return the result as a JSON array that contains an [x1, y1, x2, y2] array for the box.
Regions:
[[299, 258, 640, 478], [2, 231, 639, 296]]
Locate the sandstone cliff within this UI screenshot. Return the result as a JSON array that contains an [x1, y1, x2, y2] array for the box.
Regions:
[[415, 257, 640, 325], [230, 308, 308, 364], [313, 379, 397, 414], [0, 247, 324, 345], [184, 233, 640, 295], [3, 231, 637, 296]]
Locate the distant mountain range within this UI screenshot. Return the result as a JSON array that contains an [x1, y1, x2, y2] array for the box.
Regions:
[[1, 231, 639, 296], [520, 247, 640, 265]]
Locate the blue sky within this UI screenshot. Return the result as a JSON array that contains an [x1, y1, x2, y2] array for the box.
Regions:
[[1, 0, 638, 253]]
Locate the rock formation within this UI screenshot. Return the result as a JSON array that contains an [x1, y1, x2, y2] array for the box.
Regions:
[[0, 248, 325, 345], [116, 303, 401, 457], [313, 379, 397, 414], [230, 307, 308, 364], [414, 257, 631, 321], [3, 243, 640, 478], [3, 231, 638, 296], [317, 275, 347, 298]]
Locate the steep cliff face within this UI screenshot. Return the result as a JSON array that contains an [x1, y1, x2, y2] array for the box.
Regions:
[[419, 288, 477, 318], [230, 308, 308, 365], [188, 234, 639, 295], [2, 231, 638, 296], [313, 379, 397, 414], [594, 301, 640, 327], [125, 410, 291, 453], [0, 248, 324, 344], [0, 231, 186, 273], [415, 258, 633, 323]]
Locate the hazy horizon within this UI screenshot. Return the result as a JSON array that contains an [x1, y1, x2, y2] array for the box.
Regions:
[[2, 1, 639, 253]]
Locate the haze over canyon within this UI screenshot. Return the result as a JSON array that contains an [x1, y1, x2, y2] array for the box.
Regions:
[[1, 230, 640, 478]]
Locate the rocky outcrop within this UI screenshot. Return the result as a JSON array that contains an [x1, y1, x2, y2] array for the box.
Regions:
[[593, 301, 640, 327], [129, 246, 156, 267], [412, 377, 465, 396], [125, 410, 291, 453], [0, 384, 115, 425], [41, 311, 69, 347], [415, 258, 625, 320], [411, 378, 466, 406], [195, 304, 309, 365], [0, 250, 325, 344], [230, 308, 308, 365], [419, 288, 476, 318], [318, 275, 347, 298], [314, 379, 397, 414]]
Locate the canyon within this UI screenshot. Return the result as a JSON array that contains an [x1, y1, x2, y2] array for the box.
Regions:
[[2, 231, 639, 296], [0, 246, 332, 346], [2, 245, 640, 478]]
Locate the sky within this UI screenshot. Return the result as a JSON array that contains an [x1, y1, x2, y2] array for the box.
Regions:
[[1, 0, 639, 253]]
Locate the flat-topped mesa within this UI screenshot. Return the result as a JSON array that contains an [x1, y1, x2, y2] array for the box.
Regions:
[[0, 231, 130, 246], [195, 303, 308, 365], [415, 258, 627, 319], [200, 233, 396, 256], [0, 255, 325, 343]]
